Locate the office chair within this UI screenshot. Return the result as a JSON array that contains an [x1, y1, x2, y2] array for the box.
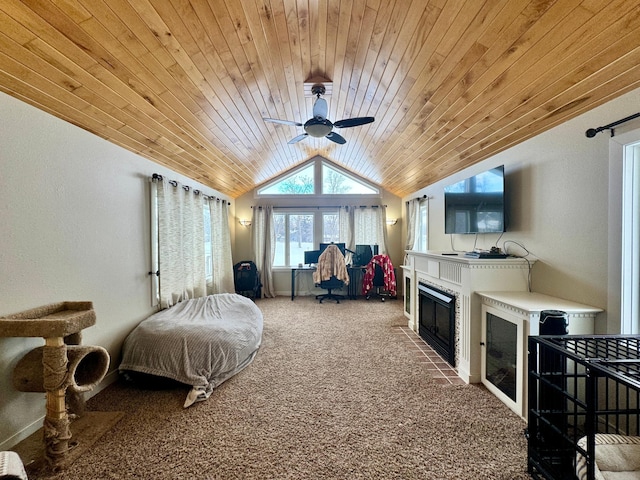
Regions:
[[316, 275, 346, 303], [313, 244, 350, 303], [363, 254, 397, 301]]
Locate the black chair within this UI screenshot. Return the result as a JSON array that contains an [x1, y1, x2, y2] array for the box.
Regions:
[[314, 244, 349, 303], [363, 254, 396, 301], [366, 264, 391, 301], [316, 275, 345, 303]]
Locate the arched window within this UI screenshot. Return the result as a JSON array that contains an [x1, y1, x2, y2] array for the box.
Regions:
[[257, 158, 379, 196]]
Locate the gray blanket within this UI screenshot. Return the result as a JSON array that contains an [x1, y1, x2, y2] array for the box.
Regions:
[[119, 294, 263, 407]]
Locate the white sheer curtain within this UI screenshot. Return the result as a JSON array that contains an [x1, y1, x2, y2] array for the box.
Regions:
[[354, 206, 387, 253], [207, 198, 234, 294], [405, 198, 420, 251], [406, 197, 428, 253], [156, 178, 206, 308], [338, 206, 355, 264], [252, 205, 276, 298]]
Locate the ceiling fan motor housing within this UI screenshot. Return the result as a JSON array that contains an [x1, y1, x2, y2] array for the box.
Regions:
[[311, 84, 326, 97]]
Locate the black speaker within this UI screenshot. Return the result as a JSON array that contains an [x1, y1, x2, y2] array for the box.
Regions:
[[354, 245, 373, 266], [538, 310, 568, 420], [539, 310, 568, 335]]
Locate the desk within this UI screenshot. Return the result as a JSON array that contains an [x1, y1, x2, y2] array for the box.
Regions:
[[290, 266, 316, 300], [290, 266, 366, 300]]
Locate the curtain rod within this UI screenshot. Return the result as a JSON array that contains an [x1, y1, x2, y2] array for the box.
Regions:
[[406, 195, 429, 204], [585, 112, 640, 138], [151, 174, 230, 205], [251, 204, 386, 209]]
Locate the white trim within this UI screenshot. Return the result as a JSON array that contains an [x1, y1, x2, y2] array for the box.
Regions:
[[608, 127, 640, 334], [621, 140, 640, 334], [150, 179, 159, 307]]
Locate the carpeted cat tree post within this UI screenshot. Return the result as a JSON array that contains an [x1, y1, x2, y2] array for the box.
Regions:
[[0, 302, 111, 470]]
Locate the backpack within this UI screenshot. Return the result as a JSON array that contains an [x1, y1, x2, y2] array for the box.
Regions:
[[233, 261, 261, 299]]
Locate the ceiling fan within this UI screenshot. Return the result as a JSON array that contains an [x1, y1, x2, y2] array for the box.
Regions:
[[263, 85, 375, 145]]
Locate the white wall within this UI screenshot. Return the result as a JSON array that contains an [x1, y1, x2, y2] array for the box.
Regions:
[[0, 92, 231, 449], [403, 88, 640, 335]]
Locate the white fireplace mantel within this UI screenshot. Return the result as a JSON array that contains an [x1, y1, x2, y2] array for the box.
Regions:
[[404, 250, 534, 384]]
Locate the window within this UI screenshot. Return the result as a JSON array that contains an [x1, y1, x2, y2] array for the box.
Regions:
[[273, 209, 342, 267], [258, 164, 315, 195], [257, 158, 382, 267], [274, 212, 315, 267], [322, 163, 378, 194], [257, 158, 379, 196]]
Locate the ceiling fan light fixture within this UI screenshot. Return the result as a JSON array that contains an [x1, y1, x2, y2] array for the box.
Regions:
[[305, 120, 333, 137]]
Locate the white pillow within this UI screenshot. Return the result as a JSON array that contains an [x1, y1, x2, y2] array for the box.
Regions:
[[577, 435, 640, 480]]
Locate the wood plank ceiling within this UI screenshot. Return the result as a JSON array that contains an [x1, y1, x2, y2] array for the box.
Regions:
[[1, 1, 639, 199]]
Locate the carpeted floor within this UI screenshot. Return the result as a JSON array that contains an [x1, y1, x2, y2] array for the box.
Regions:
[[26, 296, 531, 479]]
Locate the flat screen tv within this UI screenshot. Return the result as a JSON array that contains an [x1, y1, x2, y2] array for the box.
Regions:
[[444, 165, 506, 234]]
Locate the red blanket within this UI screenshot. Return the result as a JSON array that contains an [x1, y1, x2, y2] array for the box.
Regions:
[[362, 254, 396, 296]]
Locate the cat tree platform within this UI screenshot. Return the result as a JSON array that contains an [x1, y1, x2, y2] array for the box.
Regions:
[[0, 302, 96, 338]]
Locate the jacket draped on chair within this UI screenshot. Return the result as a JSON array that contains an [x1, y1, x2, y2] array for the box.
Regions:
[[312, 244, 350, 285]]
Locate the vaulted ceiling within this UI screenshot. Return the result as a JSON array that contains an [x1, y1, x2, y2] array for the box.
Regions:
[[1, 1, 639, 198]]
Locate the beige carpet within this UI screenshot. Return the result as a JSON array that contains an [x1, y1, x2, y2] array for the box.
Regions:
[[25, 296, 531, 479]]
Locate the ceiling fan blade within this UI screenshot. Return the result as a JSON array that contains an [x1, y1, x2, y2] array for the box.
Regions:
[[313, 97, 328, 119], [333, 116, 375, 128], [288, 133, 309, 144], [263, 117, 303, 127], [326, 132, 346, 144]]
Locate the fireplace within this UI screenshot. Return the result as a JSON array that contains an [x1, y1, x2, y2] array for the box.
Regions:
[[418, 283, 456, 366]]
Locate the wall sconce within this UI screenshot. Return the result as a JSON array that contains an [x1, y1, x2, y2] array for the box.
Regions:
[[239, 219, 252, 227], [386, 218, 398, 226]]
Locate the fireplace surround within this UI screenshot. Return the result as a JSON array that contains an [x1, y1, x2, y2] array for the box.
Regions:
[[404, 251, 534, 383]]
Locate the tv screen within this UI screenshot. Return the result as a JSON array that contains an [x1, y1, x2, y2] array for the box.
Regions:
[[444, 166, 506, 234]]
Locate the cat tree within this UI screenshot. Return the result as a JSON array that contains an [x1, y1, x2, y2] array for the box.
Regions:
[[0, 302, 111, 470]]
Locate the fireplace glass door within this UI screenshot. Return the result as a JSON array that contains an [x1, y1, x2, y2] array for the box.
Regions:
[[418, 283, 456, 366], [481, 305, 526, 417]]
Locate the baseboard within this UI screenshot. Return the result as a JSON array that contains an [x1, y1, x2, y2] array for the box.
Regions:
[[0, 417, 44, 452], [89, 369, 120, 397], [0, 369, 120, 451]]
